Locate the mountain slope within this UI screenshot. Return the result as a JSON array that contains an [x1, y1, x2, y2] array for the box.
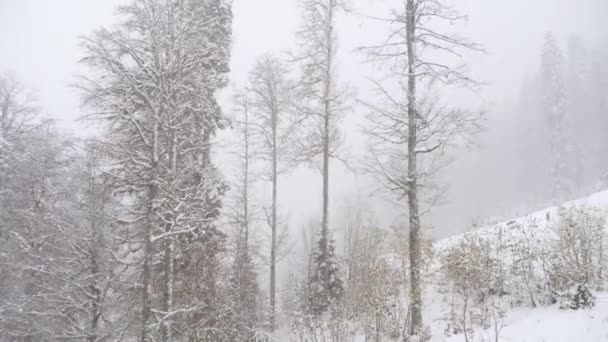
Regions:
[[426, 190, 608, 342]]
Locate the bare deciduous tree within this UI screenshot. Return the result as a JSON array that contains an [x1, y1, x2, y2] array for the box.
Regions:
[[292, 0, 350, 317], [360, 0, 483, 338], [244, 56, 295, 331]]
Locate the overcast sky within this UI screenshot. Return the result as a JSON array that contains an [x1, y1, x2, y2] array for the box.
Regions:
[[1, 0, 606, 238]]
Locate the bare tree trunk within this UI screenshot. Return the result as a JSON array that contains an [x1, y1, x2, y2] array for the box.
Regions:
[[599, 234, 604, 285], [405, 0, 423, 337], [375, 312, 381, 342], [321, 0, 334, 241], [271, 106, 278, 332], [141, 193, 154, 342], [87, 159, 102, 342], [492, 304, 501, 342], [141, 123, 159, 342], [88, 246, 101, 342], [159, 132, 180, 341], [462, 295, 469, 342], [161, 133, 178, 342], [243, 112, 250, 259], [161, 239, 174, 341]]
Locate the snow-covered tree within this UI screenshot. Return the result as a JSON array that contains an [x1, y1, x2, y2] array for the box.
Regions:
[[440, 234, 505, 342], [291, 0, 350, 318], [548, 206, 606, 293], [360, 0, 483, 338], [309, 225, 344, 315], [78, 0, 232, 340], [348, 227, 402, 341], [0, 76, 122, 340]]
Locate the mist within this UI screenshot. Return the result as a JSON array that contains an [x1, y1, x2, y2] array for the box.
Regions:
[[1, 0, 607, 340], [2, 0, 606, 237]]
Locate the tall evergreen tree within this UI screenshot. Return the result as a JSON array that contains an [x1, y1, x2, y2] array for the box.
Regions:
[[309, 226, 344, 315]]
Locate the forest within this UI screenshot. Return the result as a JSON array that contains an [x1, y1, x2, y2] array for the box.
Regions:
[[1, 0, 608, 341]]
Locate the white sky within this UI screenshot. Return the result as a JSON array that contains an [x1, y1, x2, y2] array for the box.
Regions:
[[0, 0, 606, 239]]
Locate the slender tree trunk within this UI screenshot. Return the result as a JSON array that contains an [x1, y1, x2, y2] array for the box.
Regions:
[[405, 0, 423, 337], [88, 246, 100, 342], [271, 107, 278, 332], [141, 189, 155, 342], [242, 114, 251, 334], [87, 166, 101, 342], [599, 235, 604, 285], [243, 114, 250, 258], [321, 0, 334, 241], [161, 133, 178, 342], [141, 123, 159, 342], [462, 295, 469, 342], [161, 240, 174, 341]]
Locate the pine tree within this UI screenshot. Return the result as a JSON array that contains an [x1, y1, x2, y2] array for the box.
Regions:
[[570, 283, 595, 310], [309, 228, 344, 315]]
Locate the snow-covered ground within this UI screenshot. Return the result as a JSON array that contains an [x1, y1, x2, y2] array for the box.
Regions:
[[431, 295, 608, 342], [425, 190, 608, 341], [423, 290, 608, 342]]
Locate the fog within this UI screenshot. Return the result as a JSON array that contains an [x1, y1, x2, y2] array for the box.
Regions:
[[1, 0, 606, 240], [2, 0, 608, 340]]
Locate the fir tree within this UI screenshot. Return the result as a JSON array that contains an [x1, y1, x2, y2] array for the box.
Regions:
[[310, 227, 344, 315], [570, 283, 595, 310]]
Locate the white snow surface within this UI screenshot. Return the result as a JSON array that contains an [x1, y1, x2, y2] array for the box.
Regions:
[[427, 189, 608, 341], [424, 290, 608, 342]]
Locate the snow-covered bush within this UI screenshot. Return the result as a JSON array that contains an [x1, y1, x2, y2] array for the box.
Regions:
[[348, 228, 402, 341], [507, 218, 555, 307], [440, 233, 506, 341], [532, 206, 607, 310], [548, 207, 606, 296]]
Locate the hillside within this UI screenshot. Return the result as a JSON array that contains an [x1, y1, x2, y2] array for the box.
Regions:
[[424, 190, 608, 342]]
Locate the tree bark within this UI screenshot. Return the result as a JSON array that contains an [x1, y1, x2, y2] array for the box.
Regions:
[[321, 0, 334, 243], [270, 104, 278, 332], [141, 122, 159, 342], [161, 132, 178, 342], [406, 0, 423, 337]]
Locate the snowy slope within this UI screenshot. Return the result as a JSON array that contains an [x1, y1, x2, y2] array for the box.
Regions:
[[449, 298, 608, 342], [282, 191, 608, 341], [425, 190, 608, 342], [425, 290, 608, 342], [436, 189, 608, 254]]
